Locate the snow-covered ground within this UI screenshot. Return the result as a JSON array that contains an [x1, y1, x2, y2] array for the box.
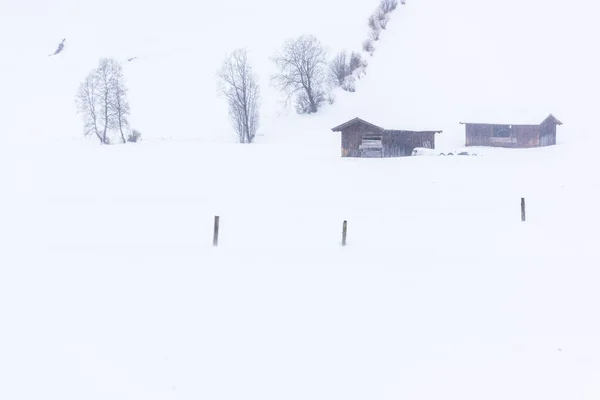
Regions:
[[2, 0, 600, 398], [2, 136, 600, 399]]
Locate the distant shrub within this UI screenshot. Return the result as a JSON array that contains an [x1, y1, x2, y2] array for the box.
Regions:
[[342, 75, 356, 93], [127, 129, 142, 143], [367, 15, 380, 31], [328, 51, 368, 92], [380, 0, 399, 14], [295, 90, 325, 115], [362, 39, 375, 55], [369, 28, 382, 41], [349, 52, 368, 72], [379, 13, 390, 29], [329, 51, 349, 86]]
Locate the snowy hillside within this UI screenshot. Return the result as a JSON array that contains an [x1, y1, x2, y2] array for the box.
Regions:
[[2, 0, 599, 145], [328, 0, 600, 149], [259, 0, 600, 149], [1, 0, 377, 144], [2, 0, 600, 399]]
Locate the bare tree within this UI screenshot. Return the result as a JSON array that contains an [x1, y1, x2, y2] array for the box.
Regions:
[[110, 62, 131, 144], [329, 51, 349, 86], [363, 39, 375, 55], [368, 15, 380, 31], [76, 71, 104, 143], [349, 52, 368, 72], [271, 35, 328, 114], [75, 58, 131, 145], [369, 28, 382, 41], [380, 0, 399, 13], [218, 49, 261, 143], [95, 58, 118, 144], [329, 51, 368, 92], [380, 14, 391, 29], [377, 8, 391, 29]]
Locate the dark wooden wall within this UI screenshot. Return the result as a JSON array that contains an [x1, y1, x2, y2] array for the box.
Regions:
[[465, 123, 544, 148], [383, 131, 436, 157], [539, 120, 557, 147], [465, 124, 494, 147], [514, 125, 540, 148], [339, 121, 438, 158], [340, 122, 382, 157]]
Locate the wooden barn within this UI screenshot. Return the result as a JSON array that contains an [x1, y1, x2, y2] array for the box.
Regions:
[[461, 114, 562, 148], [331, 118, 442, 158]]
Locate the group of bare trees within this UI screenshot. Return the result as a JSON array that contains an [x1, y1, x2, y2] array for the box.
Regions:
[[216, 0, 405, 143], [76, 1, 406, 145], [75, 58, 139, 145], [363, 0, 401, 56], [329, 51, 368, 93], [329, 0, 404, 94], [217, 35, 329, 143]]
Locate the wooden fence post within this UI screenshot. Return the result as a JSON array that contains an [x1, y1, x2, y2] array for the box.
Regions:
[[521, 198, 526, 222], [213, 216, 220, 247], [342, 220, 348, 246]]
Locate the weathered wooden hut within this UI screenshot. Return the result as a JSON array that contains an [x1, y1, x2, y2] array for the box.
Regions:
[[331, 118, 442, 158], [461, 114, 562, 148]]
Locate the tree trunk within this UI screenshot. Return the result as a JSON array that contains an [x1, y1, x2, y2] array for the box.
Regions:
[[102, 103, 109, 144], [307, 91, 317, 113], [119, 121, 126, 144]]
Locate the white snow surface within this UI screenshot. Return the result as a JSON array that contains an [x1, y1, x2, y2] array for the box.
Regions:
[[2, 138, 600, 399], [2, 0, 600, 399]]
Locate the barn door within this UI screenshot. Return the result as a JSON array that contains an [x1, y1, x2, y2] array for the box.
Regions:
[[359, 135, 383, 158]]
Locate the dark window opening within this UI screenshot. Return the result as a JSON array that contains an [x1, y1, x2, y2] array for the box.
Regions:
[[493, 125, 512, 138]]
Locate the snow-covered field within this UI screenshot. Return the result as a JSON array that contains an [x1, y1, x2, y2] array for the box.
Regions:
[[2, 136, 600, 399], [3, 0, 600, 398]]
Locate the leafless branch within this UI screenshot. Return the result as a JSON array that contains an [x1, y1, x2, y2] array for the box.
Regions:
[[271, 35, 328, 114], [349, 52, 368, 72], [218, 49, 261, 143], [75, 70, 103, 143], [368, 15, 380, 31], [369, 28, 382, 41], [329, 51, 348, 87], [75, 58, 131, 144], [363, 39, 375, 55], [380, 0, 399, 14], [108, 60, 130, 144], [377, 8, 391, 29]]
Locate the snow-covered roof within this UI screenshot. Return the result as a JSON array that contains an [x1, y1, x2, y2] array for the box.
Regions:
[[459, 114, 563, 127], [331, 117, 442, 134], [331, 118, 383, 132]]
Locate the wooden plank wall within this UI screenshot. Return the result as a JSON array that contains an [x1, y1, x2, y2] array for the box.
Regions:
[[465, 124, 494, 146], [515, 125, 540, 148], [384, 131, 436, 157], [539, 121, 557, 147]]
